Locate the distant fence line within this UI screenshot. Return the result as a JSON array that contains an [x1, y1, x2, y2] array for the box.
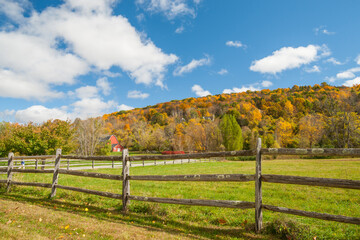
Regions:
[[0, 155, 210, 171], [0, 139, 360, 233]]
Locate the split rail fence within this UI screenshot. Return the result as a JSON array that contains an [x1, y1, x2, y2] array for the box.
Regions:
[[0, 155, 204, 171], [0, 138, 359, 232]]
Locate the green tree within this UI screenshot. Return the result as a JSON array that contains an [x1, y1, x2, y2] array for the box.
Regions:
[[220, 114, 243, 150]]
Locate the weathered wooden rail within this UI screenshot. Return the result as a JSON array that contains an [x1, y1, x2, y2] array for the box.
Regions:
[[1, 140, 360, 233]]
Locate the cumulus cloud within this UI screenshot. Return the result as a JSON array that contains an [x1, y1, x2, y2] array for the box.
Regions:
[[0, 0, 178, 101], [15, 105, 70, 123], [174, 55, 211, 76], [217, 69, 228, 75], [0, 0, 31, 23], [72, 98, 117, 118], [192, 84, 211, 97], [336, 67, 360, 79], [226, 40, 245, 48], [250, 45, 328, 74], [305, 65, 320, 73], [117, 104, 134, 111], [223, 85, 260, 94], [337, 71, 355, 79], [261, 80, 273, 88], [343, 77, 360, 87], [96, 77, 111, 96], [13, 97, 121, 123], [75, 86, 99, 99], [136, 0, 196, 19], [127, 90, 149, 99]]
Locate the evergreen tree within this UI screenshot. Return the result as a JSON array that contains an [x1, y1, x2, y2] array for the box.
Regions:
[[220, 114, 243, 150]]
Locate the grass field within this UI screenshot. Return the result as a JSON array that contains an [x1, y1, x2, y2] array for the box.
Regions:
[[0, 158, 359, 239]]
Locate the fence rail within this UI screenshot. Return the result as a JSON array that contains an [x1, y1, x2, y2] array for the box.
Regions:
[[1, 140, 360, 233]]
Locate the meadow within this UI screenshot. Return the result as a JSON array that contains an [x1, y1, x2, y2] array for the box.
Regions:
[[0, 158, 359, 239]]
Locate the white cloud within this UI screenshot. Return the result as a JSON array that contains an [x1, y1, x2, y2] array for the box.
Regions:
[[217, 69, 228, 75], [356, 55, 360, 65], [13, 96, 121, 123], [261, 80, 273, 88], [0, 0, 31, 23], [117, 104, 134, 111], [314, 26, 335, 35], [174, 55, 211, 76], [72, 97, 117, 119], [223, 86, 260, 94], [325, 76, 336, 83], [175, 25, 184, 34], [305, 65, 320, 73], [343, 77, 360, 87], [102, 70, 121, 78], [325, 57, 342, 65], [192, 84, 211, 97], [335, 67, 360, 80], [250, 45, 328, 74], [136, 0, 196, 19], [96, 77, 111, 96], [15, 105, 70, 123], [226, 40, 245, 48], [75, 86, 99, 99], [0, 0, 178, 102], [0, 32, 88, 100], [337, 71, 355, 79], [127, 90, 149, 99]]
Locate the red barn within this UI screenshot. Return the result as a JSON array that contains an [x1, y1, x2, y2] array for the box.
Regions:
[[109, 135, 124, 152]]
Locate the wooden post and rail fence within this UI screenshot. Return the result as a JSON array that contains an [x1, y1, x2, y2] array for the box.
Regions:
[[0, 138, 359, 233]]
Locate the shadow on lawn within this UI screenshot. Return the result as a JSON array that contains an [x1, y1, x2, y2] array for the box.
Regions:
[[0, 189, 265, 240]]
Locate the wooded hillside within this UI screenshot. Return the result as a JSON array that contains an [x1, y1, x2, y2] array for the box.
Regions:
[[2, 82, 360, 156], [103, 82, 360, 152]]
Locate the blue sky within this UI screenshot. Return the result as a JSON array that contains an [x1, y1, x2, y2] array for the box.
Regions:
[[1, 0, 360, 123]]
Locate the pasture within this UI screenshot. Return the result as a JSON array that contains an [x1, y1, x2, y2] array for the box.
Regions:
[[0, 158, 359, 239]]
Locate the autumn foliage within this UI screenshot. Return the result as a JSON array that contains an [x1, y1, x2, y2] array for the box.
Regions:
[[2, 83, 360, 156], [102, 82, 360, 152]]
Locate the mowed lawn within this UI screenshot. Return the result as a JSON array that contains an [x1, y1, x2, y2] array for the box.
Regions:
[[0, 158, 359, 239]]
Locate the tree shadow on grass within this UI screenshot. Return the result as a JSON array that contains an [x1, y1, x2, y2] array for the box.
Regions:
[[0, 190, 268, 240]]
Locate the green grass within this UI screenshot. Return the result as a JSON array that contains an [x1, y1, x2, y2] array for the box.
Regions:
[[0, 159, 359, 239]]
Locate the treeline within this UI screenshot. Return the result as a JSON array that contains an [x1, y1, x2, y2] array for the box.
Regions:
[[103, 82, 360, 152], [0, 118, 110, 157], [2, 82, 360, 157]]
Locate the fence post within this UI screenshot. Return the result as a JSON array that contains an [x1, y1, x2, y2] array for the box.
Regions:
[[143, 159, 144, 167], [122, 149, 130, 213], [112, 160, 114, 168], [41, 160, 45, 170], [154, 159, 156, 166], [67, 159, 70, 170], [6, 152, 14, 192], [255, 138, 263, 233], [50, 149, 61, 198], [35, 159, 38, 170], [92, 160, 94, 169]]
